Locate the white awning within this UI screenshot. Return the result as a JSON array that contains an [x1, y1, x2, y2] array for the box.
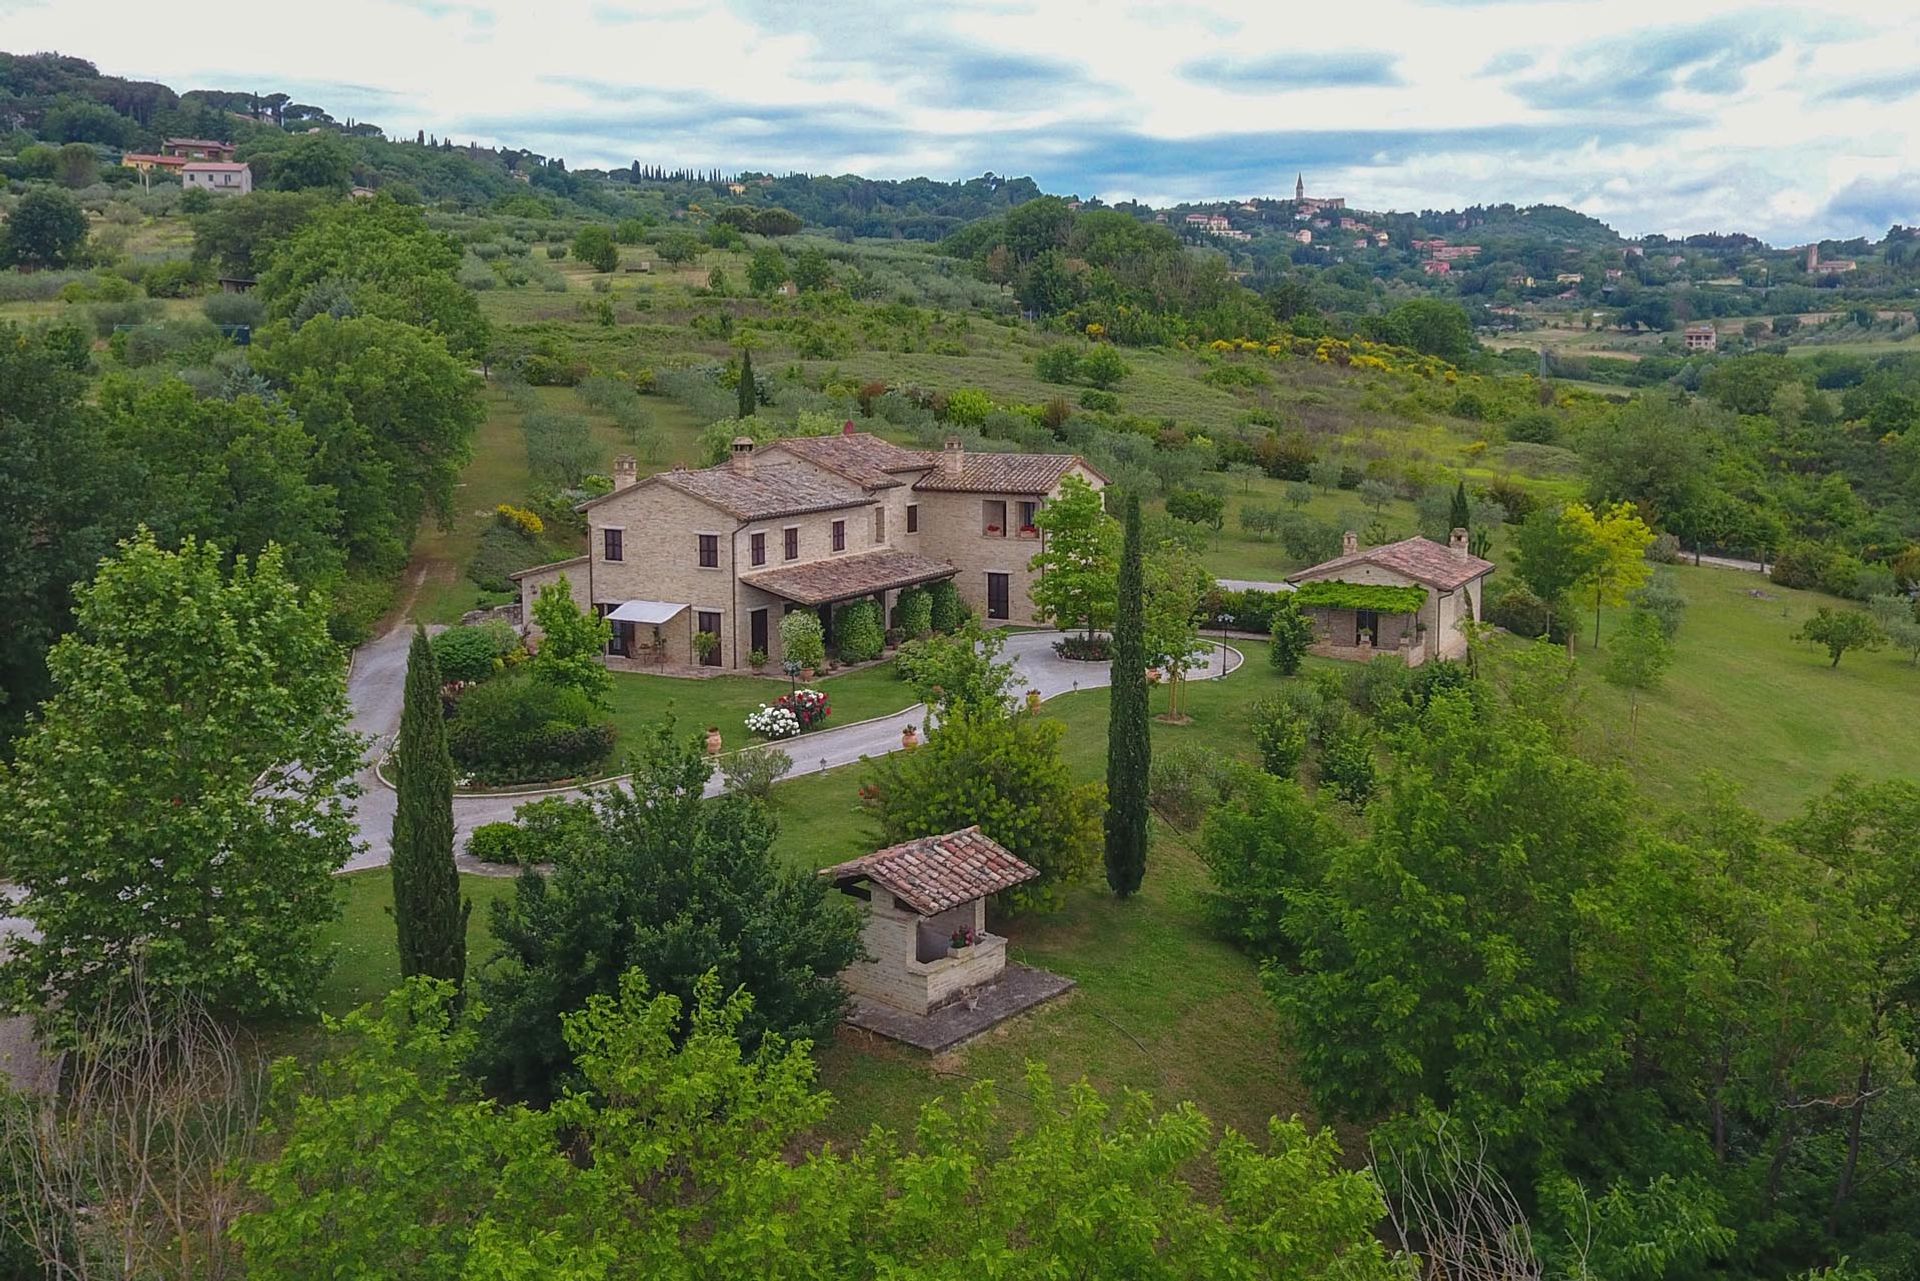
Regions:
[[606, 600, 688, 625]]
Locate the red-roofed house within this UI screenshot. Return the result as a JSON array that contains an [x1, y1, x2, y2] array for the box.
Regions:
[[1288, 529, 1494, 665], [162, 138, 237, 161], [512, 429, 1106, 671], [120, 152, 189, 177]]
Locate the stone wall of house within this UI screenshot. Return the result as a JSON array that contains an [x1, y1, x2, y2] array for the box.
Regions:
[[515, 558, 590, 643], [912, 463, 1103, 626], [1294, 558, 1489, 665]]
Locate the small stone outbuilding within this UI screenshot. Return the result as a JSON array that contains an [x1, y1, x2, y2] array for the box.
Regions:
[[1289, 528, 1494, 666], [820, 827, 1037, 1018]]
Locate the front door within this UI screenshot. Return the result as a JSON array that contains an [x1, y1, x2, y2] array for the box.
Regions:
[[750, 608, 769, 659], [696, 610, 722, 666], [612, 620, 635, 658], [1355, 609, 1379, 647], [987, 572, 1010, 621]]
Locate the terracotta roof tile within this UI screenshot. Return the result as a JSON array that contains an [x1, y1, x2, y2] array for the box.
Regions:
[[820, 827, 1039, 916], [761, 433, 934, 487], [739, 549, 954, 605], [914, 452, 1097, 494], [581, 466, 871, 521], [1292, 535, 1494, 592]]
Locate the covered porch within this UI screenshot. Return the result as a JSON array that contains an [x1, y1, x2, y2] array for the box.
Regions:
[[598, 598, 697, 668], [741, 549, 956, 666], [1292, 581, 1432, 667]]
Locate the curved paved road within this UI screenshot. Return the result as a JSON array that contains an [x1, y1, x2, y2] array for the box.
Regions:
[[341, 629, 1240, 873]]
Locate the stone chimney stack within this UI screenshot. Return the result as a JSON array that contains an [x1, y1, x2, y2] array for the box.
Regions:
[[1341, 529, 1359, 556], [941, 435, 964, 478], [613, 455, 638, 491], [730, 436, 756, 476], [1450, 526, 1469, 560]]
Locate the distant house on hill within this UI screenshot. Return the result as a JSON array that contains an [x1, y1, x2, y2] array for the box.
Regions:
[[1422, 260, 1451, 276], [1684, 325, 1717, 351], [182, 162, 251, 195], [162, 138, 236, 161], [120, 152, 188, 177], [1555, 272, 1584, 284], [1288, 529, 1492, 666], [1293, 228, 1313, 244]]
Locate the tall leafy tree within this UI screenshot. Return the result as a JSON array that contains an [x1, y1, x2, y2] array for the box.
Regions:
[[0, 322, 127, 746], [1105, 492, 1150, 897], [255, 198, 489, 357], [865, 704, 1102, 912], [1562, 501, 1654, 647], [253, 313, 483, 573], [1601, 608, 1673, 737], [1142, 539, 1210, 720], [98, 374, 341, 587], [0, 533, 360, 1039], [1511, 504, 1605, 644], [529, 576, 613, 708], [1267, 592, 1314, 675], [1028, 474, 1119, 637], [391, 627, 468, 990], [0, 188, 90, 269], [238, 973, 1405, 1279], [476, 726, 861, 1101]]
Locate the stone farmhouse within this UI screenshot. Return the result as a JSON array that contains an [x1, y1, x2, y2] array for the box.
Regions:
[[513, 427, 1105, 671], [1289, 529, 1494, 665]]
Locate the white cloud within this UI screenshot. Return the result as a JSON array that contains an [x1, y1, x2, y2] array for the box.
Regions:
[[11, 0, 1919, 241]]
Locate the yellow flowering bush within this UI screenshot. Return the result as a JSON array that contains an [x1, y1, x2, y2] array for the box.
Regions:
[[496, 504, 545, 537]]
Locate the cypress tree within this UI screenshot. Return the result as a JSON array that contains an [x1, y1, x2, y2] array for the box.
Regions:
[[1104, 491, 1149, 898], [391, 626, 469, 989], [738, 348, 757, 418], [1449, 480, 1471, 533]]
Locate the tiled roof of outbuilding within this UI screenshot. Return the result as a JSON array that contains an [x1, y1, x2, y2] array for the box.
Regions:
[[820, 827, 1039, 916], [1291, 536, 1493, 592]]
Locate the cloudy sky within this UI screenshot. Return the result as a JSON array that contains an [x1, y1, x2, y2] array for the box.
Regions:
[[9, 0, 1918, 243]]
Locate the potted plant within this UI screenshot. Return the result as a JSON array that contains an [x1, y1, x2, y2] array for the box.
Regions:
[[1018, 523, 1039, 539], [705, 726, 723, 754], [1026, 687, 1042, 714], [693, 630, 720, 664], [901, 722, 919, 749], [949, 926, 981, 954], [748, 647, 768, 672], [984, 523, 1002, 536]]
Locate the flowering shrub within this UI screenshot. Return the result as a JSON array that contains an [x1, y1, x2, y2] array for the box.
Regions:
[[495, 504, 544, 537], [745, 688, 831, 740]]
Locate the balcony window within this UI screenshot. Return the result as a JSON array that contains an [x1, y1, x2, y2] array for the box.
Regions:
[[982, 499, 1007, 537], [1016, 501, 1039, 538]]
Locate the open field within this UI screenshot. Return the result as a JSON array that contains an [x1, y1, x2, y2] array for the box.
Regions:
[[1573, 563, 1920, 820]]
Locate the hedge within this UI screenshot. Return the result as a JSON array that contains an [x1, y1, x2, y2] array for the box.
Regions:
[[1291, 581, 1429, 614], [834, 598, 886, 663]]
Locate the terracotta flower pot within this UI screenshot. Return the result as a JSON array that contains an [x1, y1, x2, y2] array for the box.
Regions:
[[1025, 689, 1042, 714], [901, 724, 919, 749], [799, 667, 815, 681], [705, 727, 723, 755]]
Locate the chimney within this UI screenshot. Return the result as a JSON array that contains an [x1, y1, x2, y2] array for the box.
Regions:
[[841, 419, 856, 436], [730, 436, 756, 476], [941, 435, 964, 478], [1341, 529, 1359, 556], [1450, 527, 1469, 561], [613, 455, 638, 491]]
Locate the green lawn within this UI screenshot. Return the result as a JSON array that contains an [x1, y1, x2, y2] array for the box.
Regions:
[[1573, 564, 1920, 820], [607, 659, 919, 753]]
